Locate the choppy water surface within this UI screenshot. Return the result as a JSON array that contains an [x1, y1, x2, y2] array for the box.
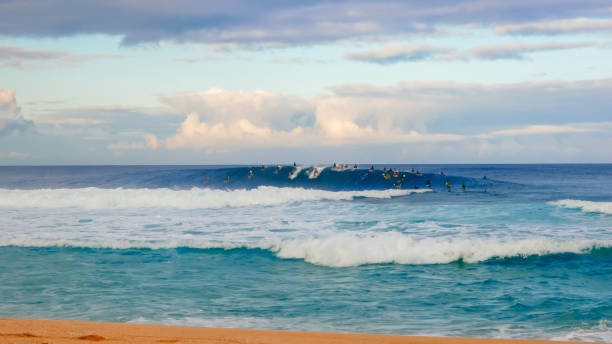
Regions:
[[0, 164, 610, 341]]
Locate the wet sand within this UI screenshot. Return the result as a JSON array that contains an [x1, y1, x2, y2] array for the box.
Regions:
[[0, 318, 598, 344]]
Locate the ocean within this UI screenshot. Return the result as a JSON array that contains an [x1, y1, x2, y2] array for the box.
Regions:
[[0, 164, 610, 341]]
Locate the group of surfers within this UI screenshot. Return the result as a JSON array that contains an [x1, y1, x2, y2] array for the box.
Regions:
[[202, 163, 468, 191]]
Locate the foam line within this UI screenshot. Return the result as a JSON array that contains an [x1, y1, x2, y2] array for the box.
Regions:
[[0, 186, 429, 210], [1, 233, 608, 267]]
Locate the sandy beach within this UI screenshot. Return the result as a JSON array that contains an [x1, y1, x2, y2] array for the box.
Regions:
[[0, 318, 601, 344]]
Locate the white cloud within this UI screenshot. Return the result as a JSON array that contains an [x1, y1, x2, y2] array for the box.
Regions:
[[346, 41, 593, 64], [0, 88, 34, 135], [163, 88, 464, 149], [144, 134, 159, 150], [488, 124, 592, 137], [0, 151, 29, 159], [161, 88, 314, 131], [466, 42, 593, 60], [0, 88, 17, 114], [345, 44, 454, 64], [107, 134, 161, 152], [494, 18, 612, 35], [0, 45, 128, 69], [165, 112, 309, 149]]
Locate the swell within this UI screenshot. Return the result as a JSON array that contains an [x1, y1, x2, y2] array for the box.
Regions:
[[0, 186, 430, 209], [0, 165, 494, 191], [2, 234, 610, 267]]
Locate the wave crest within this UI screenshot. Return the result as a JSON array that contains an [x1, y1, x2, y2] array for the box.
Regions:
[[2, 233, 608, 267], [550, 199, 612, 215]]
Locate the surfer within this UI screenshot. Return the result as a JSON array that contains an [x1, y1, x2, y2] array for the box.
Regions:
[[203, 177, 209, 184], [248, 170, 253, 179], [224, 176, 230, 184], [440, 171, 445, 176], [369, 165, 374, 172], [313, 169, 319, 177], [293, 162, 297, 167], [483, 175, 488, 180], [333, 162, 337, 168], [426, 179, 431, 188], [445, 180, 452, 192], [289, 171, 294, 178], [261, 165, 266, 171], [461, 184, 466, 191], [353, 164, 358, 169], [274, 165, 281, 174]]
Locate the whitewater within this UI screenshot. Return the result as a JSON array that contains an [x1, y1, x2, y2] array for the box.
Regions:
[[0, 164, 610, 342]]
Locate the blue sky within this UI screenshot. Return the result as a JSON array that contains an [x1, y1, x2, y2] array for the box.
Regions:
[[1, 0, 612, 164]]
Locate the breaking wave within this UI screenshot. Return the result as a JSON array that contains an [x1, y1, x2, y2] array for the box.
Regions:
[[0, 186, 429, 209], [550, 199, 612, 215], [2, 233, 609, 267]]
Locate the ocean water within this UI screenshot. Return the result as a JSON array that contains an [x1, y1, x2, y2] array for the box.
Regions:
[[0, 164, 610, 341]]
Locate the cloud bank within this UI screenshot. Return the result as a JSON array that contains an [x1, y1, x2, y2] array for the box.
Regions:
[[1, 1, 611, 46]]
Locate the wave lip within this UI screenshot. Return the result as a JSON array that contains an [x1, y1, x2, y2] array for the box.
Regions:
[[0, 186, 430, 210], [550, 199, 612, 215]]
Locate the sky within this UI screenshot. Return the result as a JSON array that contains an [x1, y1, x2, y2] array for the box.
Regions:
[[1, 0, 612, 165]]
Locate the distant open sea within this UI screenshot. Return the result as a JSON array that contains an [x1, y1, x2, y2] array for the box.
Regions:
[[0, 164, 610, 341]]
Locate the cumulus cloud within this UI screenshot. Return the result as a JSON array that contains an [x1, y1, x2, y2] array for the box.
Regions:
[[165, 113, 310, 149], [162, 87, 465, 149], [345, 44, 454, 64], [1, 1, 610, 46], [495, 18, 612, 35], [0, 88, 34, 135], [159, 78, 612, 151], [161, 88, 315, 131]]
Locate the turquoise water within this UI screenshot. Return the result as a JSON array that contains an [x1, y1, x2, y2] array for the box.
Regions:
[[0, 164, 610, 341]]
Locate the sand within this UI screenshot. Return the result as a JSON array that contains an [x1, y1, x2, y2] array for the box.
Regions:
[[0, 318, 597, 344]]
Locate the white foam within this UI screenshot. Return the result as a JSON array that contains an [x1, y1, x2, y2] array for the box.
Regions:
[[551, 319, 612, 343], [0, 186, 429, 210], [268, 233, 610, 267], [308, 166, 327, 179], [288, 166, 303, 179], [1, 233, 607, 267], [550, 199, 612, 215]]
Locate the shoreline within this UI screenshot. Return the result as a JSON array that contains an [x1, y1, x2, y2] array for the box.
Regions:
[[0, 318, 600, 344]]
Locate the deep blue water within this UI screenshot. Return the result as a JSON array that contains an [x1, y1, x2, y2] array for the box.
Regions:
[[0, 164, 610, 341]]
